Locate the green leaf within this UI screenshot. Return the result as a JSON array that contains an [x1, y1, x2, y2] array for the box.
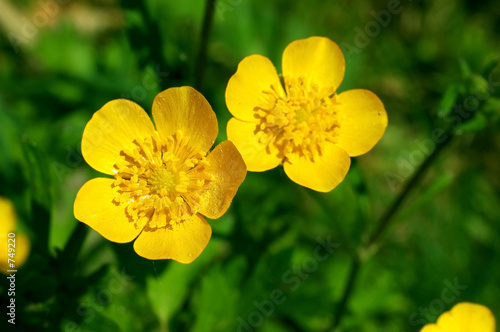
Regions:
[[398, 172, 454, 221], [482, 97, 500, 118], [456, 112, 488, 134], [74, 266, 156, 332], [232, 249, 295, 329], [459, 58, 472, 79], [58, 222, 89, 268], [482, 58, 500, 77], [469, 74, 490, 98], [21, 139, 52, 255], [61, 313, 122, 332], [191, 257, 247, 332], [438, 84, 462, 118], [22, 139, 52, 208], [146, 238, 220, 330]]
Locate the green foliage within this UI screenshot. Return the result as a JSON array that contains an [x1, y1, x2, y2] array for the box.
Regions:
[[0, 0, 499, 331]]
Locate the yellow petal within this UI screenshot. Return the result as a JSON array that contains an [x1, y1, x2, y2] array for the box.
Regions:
[[152, 86, 218, 156], [452, 302, 496, 330], [226, 54, 285, 122], [0, 233, 29, 275], [0, 243, 10, 274], [283, 142, 351, 192], [0, 197, 30, 274], [226, 117, 282, 172], [74, 178, 143, 243], [133, 214, 211, 264], [438, 302, 495, 332], [0, 197, 16, 234], [434, 310, 463, 331], [420, 325, 443, 332], [195, 141, 247, 219], [282, 36, 345, 91], [334, 89, 388, 156], [82, 99, 155, 175]]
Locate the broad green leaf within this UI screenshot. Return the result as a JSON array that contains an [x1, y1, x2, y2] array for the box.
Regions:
[[190, 256, 247, 332], [146, 238, 220, 330]]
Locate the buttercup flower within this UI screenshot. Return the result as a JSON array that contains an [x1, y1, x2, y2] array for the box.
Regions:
[[74, 87, 246, 264], [226, 36, 388, 192], [421, 302, 496, 332], [0, 197, 30, 274]]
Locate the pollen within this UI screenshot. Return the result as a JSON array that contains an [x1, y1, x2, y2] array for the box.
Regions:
[[111, 131, 211, 230], [255, 76, 340, 161]]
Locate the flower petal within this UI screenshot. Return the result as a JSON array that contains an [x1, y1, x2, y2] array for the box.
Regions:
[[74, 178, 143, 243], [284, 142, 351, 192], [420, 325, 443, 332], [82, 99, 155, 175], [226, 54, 286, 122], [438, 302, 495, 332], [0, 246, 10, 274], [195, 141, 247, 219], [0, 197, 16, 234], [334, 89, 388, 156], [282, 36, 345, 91], [226, 118, 282, 172], [421, 302, 496, 332], [152, 86, 218, 156], [133, 214, 211, 263], [0, 198, 30, 274]]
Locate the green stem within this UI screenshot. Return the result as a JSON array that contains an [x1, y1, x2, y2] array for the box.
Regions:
[[332, 258, 361, 329], [332, 127, 455, 329], [194, 0, 217, 91], [366, 131, 453, 248]]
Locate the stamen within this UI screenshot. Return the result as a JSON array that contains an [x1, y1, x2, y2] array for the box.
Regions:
[[112, 130, 212, 230], [255, 77, 340, 161]]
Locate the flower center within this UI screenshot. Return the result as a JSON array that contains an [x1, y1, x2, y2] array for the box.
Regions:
[[294, 107, 311, 123], [150, 168, 176, 193], [111, 131, 212, 230], [255, 76, 340, 161], [149, 168, 189, 197]]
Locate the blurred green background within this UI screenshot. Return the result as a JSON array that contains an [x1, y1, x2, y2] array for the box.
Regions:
[[1, 0, 499, 331]]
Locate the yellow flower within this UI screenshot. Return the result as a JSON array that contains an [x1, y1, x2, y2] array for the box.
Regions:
[[226, 36, 388, 192], [0, 197, 30, 274], [74, 87, 246, 264], [421, 302, 496, 332]]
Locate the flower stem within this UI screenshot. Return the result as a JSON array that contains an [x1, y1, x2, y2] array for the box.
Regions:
[[332, 128, 455, 329], [194, 0, 217, 91], [366, 132, 453, 249], [332, 258, 361, 328]]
